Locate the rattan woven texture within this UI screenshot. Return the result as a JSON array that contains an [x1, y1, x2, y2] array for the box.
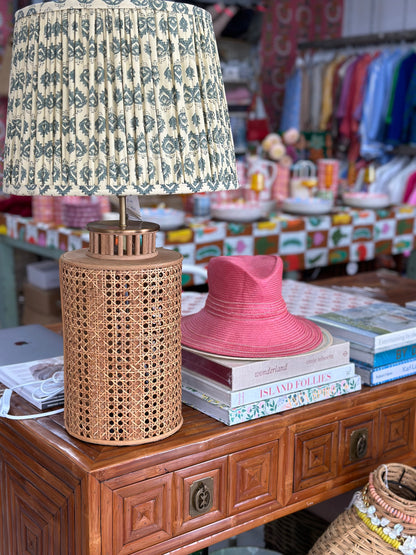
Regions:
[[60, 248, 183, 445], [308, 463, 416, 555]]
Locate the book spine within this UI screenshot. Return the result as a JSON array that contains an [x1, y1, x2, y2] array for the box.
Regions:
[[350, 343, 416, 367], [182, 376, 361, 426], [181, 341, 350, 390], [40, 397, 64, 410], [373, 328, 416, 351], [355, 359, 416, 386], [182, 363, 356, 407]]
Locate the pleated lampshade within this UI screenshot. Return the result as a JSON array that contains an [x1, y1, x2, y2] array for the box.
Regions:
[[4, 0, 237, 196], [3, 0, 238, 445]]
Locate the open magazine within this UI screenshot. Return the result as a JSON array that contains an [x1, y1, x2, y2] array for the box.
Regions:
[[0, 356, 64, 410]]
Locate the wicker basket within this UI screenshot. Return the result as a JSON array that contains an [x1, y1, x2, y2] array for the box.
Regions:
[[264, 509, 330, 555], [308, 463, 416, 554]]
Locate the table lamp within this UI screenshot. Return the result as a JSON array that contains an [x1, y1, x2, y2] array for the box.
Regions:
[[3, 0, 238, 445]]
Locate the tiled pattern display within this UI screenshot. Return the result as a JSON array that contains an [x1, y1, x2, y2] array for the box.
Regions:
[[1, 205, 415, 277]]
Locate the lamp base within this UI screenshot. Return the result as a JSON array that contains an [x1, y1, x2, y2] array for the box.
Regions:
[[60, 245, 183, 445]]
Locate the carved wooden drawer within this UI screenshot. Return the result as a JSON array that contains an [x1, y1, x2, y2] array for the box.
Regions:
[[228, 440, 282, 514], [380, 399, 416, 459], [293, 422, 338, 493], [102, 473, 173, 554], [173, 456, 228, 535], [338, 410, 379, 475]]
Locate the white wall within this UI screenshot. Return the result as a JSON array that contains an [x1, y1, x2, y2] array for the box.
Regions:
[[342, 0, 416, 36]]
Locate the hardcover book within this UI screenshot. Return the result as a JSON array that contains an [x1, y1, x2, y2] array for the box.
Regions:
[[355, 358, 416, 386], [182, 362, 356, 407], [310, 302, 416, 353], [182, 375, 362, 426], [181, 335, 350, 391], [350, 342, 416, 367]]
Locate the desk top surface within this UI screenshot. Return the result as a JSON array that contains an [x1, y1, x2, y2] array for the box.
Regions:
[[314, 269, 416, 306], [3, 270, 416, 478]]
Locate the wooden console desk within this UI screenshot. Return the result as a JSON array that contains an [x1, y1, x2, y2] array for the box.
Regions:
[[1, 271, 416, 555]]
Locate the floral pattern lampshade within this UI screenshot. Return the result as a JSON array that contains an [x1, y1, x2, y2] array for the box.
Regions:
[[4, 0, 238, 197]]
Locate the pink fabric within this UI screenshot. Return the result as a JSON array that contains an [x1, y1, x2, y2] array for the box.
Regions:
[[403, 172, 416, 204], [181, 255, 323, 358]]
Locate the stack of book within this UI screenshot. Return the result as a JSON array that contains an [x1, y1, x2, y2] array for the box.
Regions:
[[181, 333, 361, 425], [310, 302, 416, 386]]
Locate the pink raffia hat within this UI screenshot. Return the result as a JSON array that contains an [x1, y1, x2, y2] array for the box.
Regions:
[[181, 255, 323, 358]]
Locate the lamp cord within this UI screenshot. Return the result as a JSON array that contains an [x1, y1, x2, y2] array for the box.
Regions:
[[0, 372, 64, 420]]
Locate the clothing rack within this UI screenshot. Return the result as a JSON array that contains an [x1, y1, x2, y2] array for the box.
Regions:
[[298, 29, 416, 51]]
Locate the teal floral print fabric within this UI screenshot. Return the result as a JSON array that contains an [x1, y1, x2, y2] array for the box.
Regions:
[[4, 0, 238, 196]]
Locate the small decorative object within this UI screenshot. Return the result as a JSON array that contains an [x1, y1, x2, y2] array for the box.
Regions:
[[261, 133, 282, 153], [62, 198, 102, 229], [250, 172, 265, 202], [246, 155, 278, 203], [140, 207, 186, 231], [32, 197, 55, 224], [210, 200, 266, 223], [280, 196, 333, 216], [261, 132, 287, 162], [342, 192, 390, 209], [309, 463, 416, 555], [246, 94, 270, 143], [282, 127, 300, 146], [317, 158, 340, 199], [271, 163, 291, 202], [4, 0, 238, 445], [290, 160, 318, 199], [268, 141, 287, 162]]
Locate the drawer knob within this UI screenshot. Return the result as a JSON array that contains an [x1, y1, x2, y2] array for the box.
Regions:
[[190, 478, 214, 517], [349, 428, 369, 462]]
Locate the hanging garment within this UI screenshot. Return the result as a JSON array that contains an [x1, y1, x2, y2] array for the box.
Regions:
[[309, 60, 325, 130], [280, 65, 302, 133], [369, 156, 410, 195], [385, 51, 416, 144], [402, 170, 416, 203], [401, 65, 416, 144], [360, 49, 407, 159], [343, 53, 378, 161], [320, 55, 346, 131], [388, 158, 416, 204]]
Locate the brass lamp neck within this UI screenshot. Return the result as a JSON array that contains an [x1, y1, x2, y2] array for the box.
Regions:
[[119, 195, 127, 229]]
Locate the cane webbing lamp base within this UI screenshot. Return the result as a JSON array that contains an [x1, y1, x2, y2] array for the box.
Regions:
[[59, 222, 183, 445]]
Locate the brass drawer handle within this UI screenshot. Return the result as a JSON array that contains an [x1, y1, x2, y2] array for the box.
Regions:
[[189, 478, 214, 517], [349, 428, 369, 462]]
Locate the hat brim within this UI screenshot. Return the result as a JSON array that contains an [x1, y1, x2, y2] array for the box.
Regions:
[[181, 307, 324, 358]]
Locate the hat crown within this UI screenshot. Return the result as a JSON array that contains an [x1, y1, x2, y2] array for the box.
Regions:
[[208, 255, 283, 305]]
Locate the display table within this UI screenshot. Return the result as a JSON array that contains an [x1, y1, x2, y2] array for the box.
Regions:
[[1, 205, 416, 328], [1, 272, 416, 554]]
